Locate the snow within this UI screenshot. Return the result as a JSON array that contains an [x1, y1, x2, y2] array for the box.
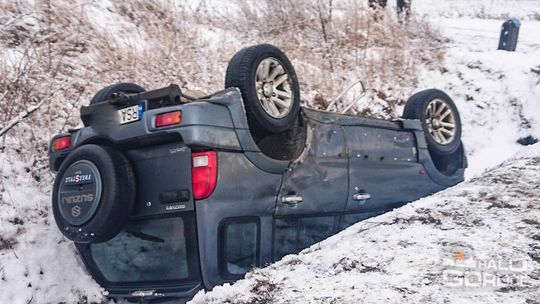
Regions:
[[190, 145, 540, 304], [416, 17, 540, 177], [84, 0, 147, 50], [413, 0, 540, 20], [190, 2, 540, 304], [1, 0, 539, 303], [0, 154, 104, 304]]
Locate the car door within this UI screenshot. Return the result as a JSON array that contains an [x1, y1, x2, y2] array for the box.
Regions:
[[273, 122, 348, 260], [276, 123, 348, 216], [344, 125, 440, 212]]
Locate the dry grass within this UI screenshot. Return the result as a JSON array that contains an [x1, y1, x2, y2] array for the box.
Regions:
[[213, 0, 445, 115], [0, 0, 445, 187]]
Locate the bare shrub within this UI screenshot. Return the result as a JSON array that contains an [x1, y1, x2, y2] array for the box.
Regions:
[[0, 0, 101, 185], [212, 0, 445, 116], [246, 269, 281, 304], [0, 0, 445, 187], [0, 0, 224, 186]]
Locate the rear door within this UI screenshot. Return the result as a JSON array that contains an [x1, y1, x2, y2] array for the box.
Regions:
[[76, 142, 203, 298], [126, 142, 194, 218]]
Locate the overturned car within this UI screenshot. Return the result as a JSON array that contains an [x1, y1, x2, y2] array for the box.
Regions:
[[49, 44, 466, 302]]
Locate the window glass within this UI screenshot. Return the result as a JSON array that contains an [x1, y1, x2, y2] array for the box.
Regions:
[[298, 216, 335, 250], [273, 216, 335, 260], [273, 218, 299, 258], [340, 211, 383, 230], [223, 221, 258, 275], [90, 216, 195, 283]]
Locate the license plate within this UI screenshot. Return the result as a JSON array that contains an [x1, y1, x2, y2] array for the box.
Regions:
[[118, 104, 143, 125]]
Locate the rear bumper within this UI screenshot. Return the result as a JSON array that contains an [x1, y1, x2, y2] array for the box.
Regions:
[[49, 88, 290, 175], [49, 89, 242, 172]]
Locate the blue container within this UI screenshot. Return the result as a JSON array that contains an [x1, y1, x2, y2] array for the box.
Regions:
[[498, 18, 521, 51]]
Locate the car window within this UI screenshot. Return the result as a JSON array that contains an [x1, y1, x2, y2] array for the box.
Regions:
[[340, 211, 384, 230], [89, 216, 198, 283], [220, 219, 259, 277], [273, 216, 335, 260]]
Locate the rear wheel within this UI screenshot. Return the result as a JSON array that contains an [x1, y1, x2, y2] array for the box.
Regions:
[[90, 83, 145, 105], [225, 44, 301, 134], [52, 144, 136, 243]]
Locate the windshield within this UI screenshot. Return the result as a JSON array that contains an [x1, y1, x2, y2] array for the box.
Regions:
[[87, 215, 199, 284]]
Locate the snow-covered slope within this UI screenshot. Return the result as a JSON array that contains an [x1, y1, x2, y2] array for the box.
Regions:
[[0, 155, 104, 303], [191, 144, 540, 304], [415, 18, 540, 178], [0, 1, 539, 303], [190, 3, 540, 304], [413, 0, 540, 20]]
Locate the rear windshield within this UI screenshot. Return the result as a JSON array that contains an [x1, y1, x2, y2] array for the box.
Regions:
[[87, 215, 199, 284]]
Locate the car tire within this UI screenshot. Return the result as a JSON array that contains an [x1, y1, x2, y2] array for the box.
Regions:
[[402, 89, 462, 155], [52, 144, 136, 243], [225, 44, 301, 134], [431, 142, 466, 176], [90, 83, 145, 105]]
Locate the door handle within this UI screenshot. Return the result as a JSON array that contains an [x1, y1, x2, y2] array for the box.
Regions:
[[281, 194, 303, 205], [353, 193, 371, 201]]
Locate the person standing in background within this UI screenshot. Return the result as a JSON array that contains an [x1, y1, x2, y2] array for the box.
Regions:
[[368, 0, 388, 9], [396, 0, 412, 20], [368, 0, 412, 20]]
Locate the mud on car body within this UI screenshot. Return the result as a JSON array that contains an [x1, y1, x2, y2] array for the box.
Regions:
[[49, 44, 467, 302]]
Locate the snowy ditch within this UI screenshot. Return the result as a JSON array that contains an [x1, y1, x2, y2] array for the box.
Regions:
[[1, 2, 539, 304], [191, 144, 540, 303], [191, 9, 540, 304]]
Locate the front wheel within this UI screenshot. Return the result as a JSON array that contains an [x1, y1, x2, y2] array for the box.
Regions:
[[403, 89, 462, 155], [225, 44, 301, 134]]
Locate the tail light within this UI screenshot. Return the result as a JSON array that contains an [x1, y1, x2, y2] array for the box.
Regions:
[[155, 111, 182, 128], [52, 135, 71, 152], [192, 151, 217, 200]]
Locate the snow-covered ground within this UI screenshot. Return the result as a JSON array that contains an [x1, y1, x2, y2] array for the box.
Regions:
[[0, 155, 104, 303], [191, 3, 540, 304], [191, 144, 540, 304], [1, 1, 539, 303], [415, 17, 540, 178], [414, 0, 540, 20]]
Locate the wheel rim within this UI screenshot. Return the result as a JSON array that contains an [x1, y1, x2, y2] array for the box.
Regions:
[[255, 57, 294, 119], [426, 99, 457, 145]]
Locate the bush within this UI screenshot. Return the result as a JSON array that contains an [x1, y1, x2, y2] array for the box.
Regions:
[[0, 0, 445, 186]]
